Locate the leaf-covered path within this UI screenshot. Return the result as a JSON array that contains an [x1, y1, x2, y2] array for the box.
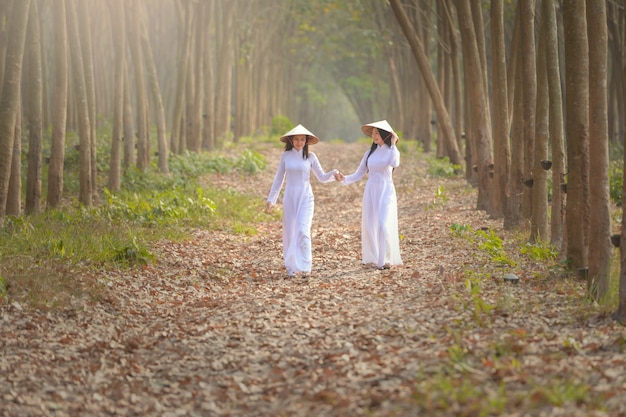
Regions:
[[2, 142, 626, 416]]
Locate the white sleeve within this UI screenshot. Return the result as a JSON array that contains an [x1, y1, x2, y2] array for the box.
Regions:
[[267, 153, 286, 204], [342, 150, 369, 185], [309, 153, 336, 183], [389, 145, 400, 168]]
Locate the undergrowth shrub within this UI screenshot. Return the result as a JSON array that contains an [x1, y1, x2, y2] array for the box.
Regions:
[[100, 187, 216, 226], [1, 145, 270, 308], [427, 156, 461, 178], [609, 160, 623, 206]]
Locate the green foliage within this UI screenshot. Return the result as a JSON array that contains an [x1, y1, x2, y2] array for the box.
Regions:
[[112, 235, 155, 266], [237, 149, 267, 174], [527, 378, 590, 408], [520, 241, 559, 262], [204, 187, 266, 235], [465, 273, 497, 324], [99, 187, 216, 227], [427, 156, 461, 178], [2, 143, 271, 308], [450, 224, 516, 267], [0, 274, 6, 298], [168, 151, 235, 179], [427, 185, 448, 209], [609, 160, 623, 206], [474, 228, 516, 267], [450, 223, 470, 235], [270, 115, 294, 137]]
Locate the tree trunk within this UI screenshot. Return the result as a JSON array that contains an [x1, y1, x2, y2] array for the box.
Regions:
[[170, 0, 191, 154], [470, 0, 489, 126], [107, 0, 125, 192], [389, 0, 462, 166], [416, 0, 433, 152], [607, 3, 624, 146], [25, 0, 43, 215], [188, 1, 203, 151], [122, 62, 135, 169], [615, 5, 626, 325], [140, 1, 169, 173], [563, 0, 590, 270], [78, 0, 97, 196], [505, 31, 524, 230], [521, 0, 537, 221], [214, 0, 235, 145], [544, 0, 566, 251], [127, 0, 148, 170], [530, 0, 549, 243], [7, 92, 22, 216], [454, 0, 493, 214], [0, 0, 31, 223], [47, 0, 68, 208], [490, 0, 510, 220], [446, 0, 463, 156], [67, 0, 92, 207], [202, 0, 215, 150], [587, 0, 611, 301]]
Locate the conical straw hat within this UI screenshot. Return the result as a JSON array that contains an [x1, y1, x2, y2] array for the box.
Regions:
[[361, 120, 398, 141], [279, 124, 320, 144]]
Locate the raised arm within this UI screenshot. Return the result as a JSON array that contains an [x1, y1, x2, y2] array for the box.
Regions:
[[342, 150, 369, 185], [309, 153, 337, 183]]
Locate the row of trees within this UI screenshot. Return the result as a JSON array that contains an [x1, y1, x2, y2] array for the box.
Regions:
[[0, 1, 625, 318]]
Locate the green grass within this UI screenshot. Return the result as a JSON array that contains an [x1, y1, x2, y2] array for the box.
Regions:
[[0, 145, 270, 309]]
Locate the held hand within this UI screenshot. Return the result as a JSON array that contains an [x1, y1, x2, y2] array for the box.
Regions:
[[334, 170, 345, 182], [265, 201, 272, 213]]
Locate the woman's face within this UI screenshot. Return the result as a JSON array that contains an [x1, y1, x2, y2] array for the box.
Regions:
[[372, 128, 385, 146], [290, 135, 307, 151]]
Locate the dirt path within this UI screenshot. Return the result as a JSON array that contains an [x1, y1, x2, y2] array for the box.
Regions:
[[2, 142, 625, 416]]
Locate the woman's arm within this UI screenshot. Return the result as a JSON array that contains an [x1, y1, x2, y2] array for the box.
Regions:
[[342, 150, 369, 185], [389, 145, 400, 168], [266, 153, 287, 205], [309, 153, 337, 183]]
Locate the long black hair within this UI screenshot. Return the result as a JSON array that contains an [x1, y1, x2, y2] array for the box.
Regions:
[[366, 128, 393, 168], [284, 136, 310, 159]]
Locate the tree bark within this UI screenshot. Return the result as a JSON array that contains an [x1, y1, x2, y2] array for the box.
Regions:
[[389, 0, 462, 166], [615, 5, 626, 325], [7, 93, 21, 216], [454, 0, 493, 213], [520, 0, 536, 221], [127, 0, 149, 170], [47, 0, 68, 208], [530, 0, 549, 243], [505, 28, 524, 230], [67, 0, 92, 207], [25, 0, 43, 215], [170, 0, 192, 154], [78, 0, 97, 195], [587, 0, 611, 300], [544, 0, 566, 251], [140, 1, 169, 173], [107, 0, 125, 192], [563, 0, 590, 270], [202, 0, 215, 150], [122, 62, 135, 169], [0, 0, 31, 223], [490, 0, 510, 220], [214, 0, 235, 146]]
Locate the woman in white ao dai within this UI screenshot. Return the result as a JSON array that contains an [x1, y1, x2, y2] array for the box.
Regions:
[[266, 125, 337, 277], [338, 120, 403, 270]]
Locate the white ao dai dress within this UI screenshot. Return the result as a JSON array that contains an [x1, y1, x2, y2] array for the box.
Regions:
[[267, 149, 336, 275], [343, 144, 403, 268]]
